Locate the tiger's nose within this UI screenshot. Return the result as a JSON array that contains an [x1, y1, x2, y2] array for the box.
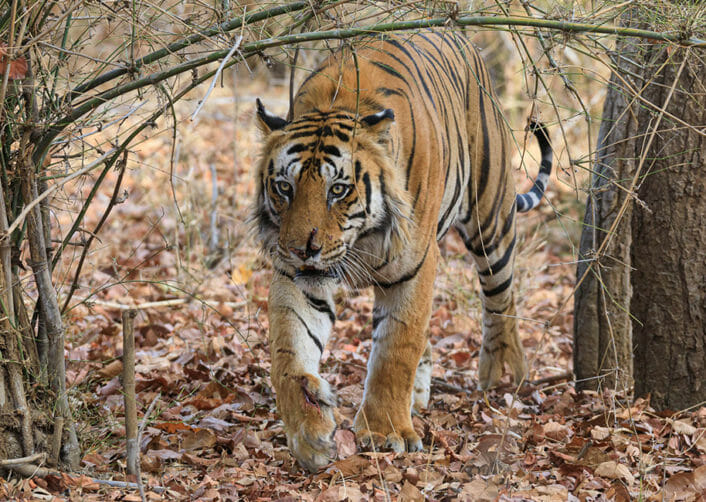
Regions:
[[289, 228, 321, 260]]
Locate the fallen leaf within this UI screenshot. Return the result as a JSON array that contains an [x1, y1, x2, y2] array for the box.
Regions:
[[595, 461, 634, 485], [182, 429, 217, 451], [543, 420, 571, 441], [334, 429, 357, 459], [695, 432, 706, 454], [459, 479, 499, 501], [0, 43, 28, 79], [153, 422, 194, 434], [591, 426, 611, 441], [606, 481, 631, 502], [198, 416, 235, 432], [327, 454, 369, 477], [449, 350, 471, 366], [399, 481, 424, 501], [671, 419, 697, 436], [404, 467, 419, 485], [98, 377, 121, 397], [383, 465, 402, 483], [231, 264, 253, 285], [146, 449, 181, 460], [98, 359, 123, 379], [661, 465, 706, 500]]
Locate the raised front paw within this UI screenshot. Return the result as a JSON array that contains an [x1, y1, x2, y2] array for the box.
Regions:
[[279, 373, 338, 472]]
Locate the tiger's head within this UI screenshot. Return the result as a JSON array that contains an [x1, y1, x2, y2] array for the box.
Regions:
[[253, 99, 411, 289]]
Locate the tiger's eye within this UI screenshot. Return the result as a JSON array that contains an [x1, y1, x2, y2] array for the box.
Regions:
[[276, 180, 292, 194], [330, 183, 348, 198]]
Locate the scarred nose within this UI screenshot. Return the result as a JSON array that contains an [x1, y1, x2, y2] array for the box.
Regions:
[[289, 227, 321, 260]]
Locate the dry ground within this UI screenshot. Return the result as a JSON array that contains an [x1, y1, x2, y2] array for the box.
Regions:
[[3, 71, 705, 501]]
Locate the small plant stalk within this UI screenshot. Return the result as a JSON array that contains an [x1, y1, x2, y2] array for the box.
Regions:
[[122, 309, 139, 475], [20, 132, 79, 468]]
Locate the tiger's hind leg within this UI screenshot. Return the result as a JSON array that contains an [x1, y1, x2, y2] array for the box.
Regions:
[[476, 289, 526, 390], [458, 209, 527, 390]]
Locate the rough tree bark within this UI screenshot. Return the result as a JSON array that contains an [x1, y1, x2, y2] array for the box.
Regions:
[[630, 49, 706, 410], [575, 11, 706, 409]]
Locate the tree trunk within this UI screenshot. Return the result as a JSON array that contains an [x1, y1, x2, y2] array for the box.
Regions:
[[575, 10, 706, 409], [573, 37, 639, 393], [630, 49, 706, 411], [0, 69, 80, 471]]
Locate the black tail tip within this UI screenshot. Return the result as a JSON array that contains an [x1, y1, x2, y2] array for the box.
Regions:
[[526, 120, 550, 148]]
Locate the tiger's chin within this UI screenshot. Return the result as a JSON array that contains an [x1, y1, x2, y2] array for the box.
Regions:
[[292, 265, 341, 292], [295, 266, 338, 281]]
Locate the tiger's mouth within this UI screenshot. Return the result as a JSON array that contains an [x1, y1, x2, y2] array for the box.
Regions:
[[295, 265, 338, 280]]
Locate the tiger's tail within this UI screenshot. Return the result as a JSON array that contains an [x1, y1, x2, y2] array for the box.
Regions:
[[516, 122, 552, 213]]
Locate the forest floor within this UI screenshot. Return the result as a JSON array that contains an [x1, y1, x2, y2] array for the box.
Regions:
[[3, 78, 705, 501]]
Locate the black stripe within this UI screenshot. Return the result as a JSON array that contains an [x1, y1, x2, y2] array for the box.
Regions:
[[476, 91, 491, 198], [478, 235, 516, 276], [286, 123, 319, 132], [363, 173, 372, 214], [377, 87, 403, 96], [460, 88, 491, 225], [417, 33, 464, 98], [377, 241, 430, 289], [372, 312, 385, 330], [290, 129, 319, 140], [287, 144, 308, 155], [273, 266, 294, 280], [372, 310, 408, 330], [384, 39, 436, 107], [321, 145, 341, 157], [284, 306, 324, 353], [334, 130, 350, 142], [371, 60, 404, 79], [303, 292, 336, 324], [468, 202, 516, 256], [358, 209, 391, 243], [478, 157, 508, 241], [482, 275, 513, 297], [405, 95, 417, 190]]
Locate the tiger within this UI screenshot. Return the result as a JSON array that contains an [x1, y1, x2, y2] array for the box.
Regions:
[[253, 30, 552, 472]]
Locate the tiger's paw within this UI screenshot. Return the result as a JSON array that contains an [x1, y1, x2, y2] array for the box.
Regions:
[[354, 424, 423, 454], [281, 374, 338, 472], [478, 344, 528, 390]]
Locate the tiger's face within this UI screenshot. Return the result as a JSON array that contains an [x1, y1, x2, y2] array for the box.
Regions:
[[254, 100, 411, 288]]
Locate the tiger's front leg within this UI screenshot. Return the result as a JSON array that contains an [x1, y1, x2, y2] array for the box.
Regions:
[[268, 274, 337, 472], [354, 246, 438, 453]]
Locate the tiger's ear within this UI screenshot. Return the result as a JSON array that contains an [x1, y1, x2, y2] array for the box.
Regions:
[[256, 98, 288, 134], [360, 109, 395, 144]]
